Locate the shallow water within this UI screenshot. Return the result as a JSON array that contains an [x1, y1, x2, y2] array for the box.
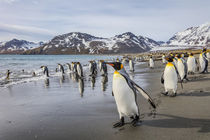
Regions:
[[0, 55, 119, 87]]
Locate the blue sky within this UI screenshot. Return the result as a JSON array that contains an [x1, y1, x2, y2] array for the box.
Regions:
[[0, 0, 209, 42]]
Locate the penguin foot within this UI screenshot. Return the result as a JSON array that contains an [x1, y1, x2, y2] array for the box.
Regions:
[[113, 117, 124, 128], [170, 93, 177, 97], [161, 92, 168, 96], [131, 116, 141, 127]]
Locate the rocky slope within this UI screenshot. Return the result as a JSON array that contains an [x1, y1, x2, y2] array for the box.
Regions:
[[167, 23, 210, 47], [24, 32, 160, 54], [0, 39, 43, 54]]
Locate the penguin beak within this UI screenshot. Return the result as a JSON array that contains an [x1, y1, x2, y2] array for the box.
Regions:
[[106, 62, 114, 67]]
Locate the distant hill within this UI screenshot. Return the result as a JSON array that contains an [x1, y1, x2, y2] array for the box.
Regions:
[[23, 32, 160, 55], [0, 39, 43, 54], [167, 23, 210, 47]]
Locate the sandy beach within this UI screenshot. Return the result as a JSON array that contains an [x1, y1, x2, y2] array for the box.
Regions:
[[0, 58, 210, 140]]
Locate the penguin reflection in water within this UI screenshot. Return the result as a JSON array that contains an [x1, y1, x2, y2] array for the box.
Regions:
[[106, 62, 156, 127]]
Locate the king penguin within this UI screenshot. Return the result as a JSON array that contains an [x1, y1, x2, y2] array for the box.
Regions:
[[66, 63, 71, 72], [40, 66, 49, 77], [149, 56, 154, 68], [187, 53, 197, 74], [6, 70, 12, 80], [99, 60, 108, 76], [106, 62, 156, 127], [58, 63, 65, 74], [89, 61, 97, 76], [161, 56, 178, 97], [162, 54, 166, 64], [76, 62, 83, 78], [199, 48, 208, 73], [129, 58, 135, 72], [177, 54, 188, 82]]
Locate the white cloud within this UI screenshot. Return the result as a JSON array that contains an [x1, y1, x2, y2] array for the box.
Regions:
[[0, 0, 209, 42], [0, 0, 17, 4]]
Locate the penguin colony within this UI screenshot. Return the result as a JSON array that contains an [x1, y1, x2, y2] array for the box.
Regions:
[[2, 48, 209, 128]]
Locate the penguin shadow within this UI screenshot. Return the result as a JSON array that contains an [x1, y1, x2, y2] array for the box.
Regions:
[[187, 77, 210, 83], [143, 114, 210, 133], [178, 91, 210, 97]]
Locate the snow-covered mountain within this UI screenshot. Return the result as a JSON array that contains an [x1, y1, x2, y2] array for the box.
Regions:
[[0, 39, 42, 54], [24, 32, 160, 54], [167, 23, 210, 46]]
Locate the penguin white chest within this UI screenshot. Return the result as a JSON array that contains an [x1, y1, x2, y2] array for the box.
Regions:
[[129, 61, 134, 70], [177, 60, 185, 79], [149, 59, 154, 67], [187, 57, 196, 72], [112, 72, 138, 117], [164, 65, 178, 92], [199, 54, 205, 72]]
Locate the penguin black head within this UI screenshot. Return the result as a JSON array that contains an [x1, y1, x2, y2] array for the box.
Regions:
[[189, 53, 193, 56], [106, 62, 123, 71], [202, 48, 207, 52], [177, 54, 181, 58], [166, 56, 173, 62]]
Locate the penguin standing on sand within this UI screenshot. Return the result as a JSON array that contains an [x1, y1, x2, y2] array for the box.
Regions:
[[99, 60, 107, 76], [129, 58, 135, 72], [199, 48, 208, 73], [187, 53, 197, 74], [76, 62, 83, 78], [149, 56, 154, 68], [161, 57, 178, 97], [40, 66, 49, 77], [177, 54, 188, 82], [106, 62, 156, 127], [58, 63, 65, 74], [162, 54, 166, 64]]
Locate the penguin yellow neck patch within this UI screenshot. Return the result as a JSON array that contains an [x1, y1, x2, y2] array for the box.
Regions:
[[166, 62, 174, 67], [114, 71, 120, 74]]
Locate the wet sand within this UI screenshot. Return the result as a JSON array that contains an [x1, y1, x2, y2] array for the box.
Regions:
[[1, 60, 210, 140]]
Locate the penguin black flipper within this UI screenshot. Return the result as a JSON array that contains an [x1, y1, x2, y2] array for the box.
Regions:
[[119, 72, 156, 109], [132, 83, 156, 109]]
